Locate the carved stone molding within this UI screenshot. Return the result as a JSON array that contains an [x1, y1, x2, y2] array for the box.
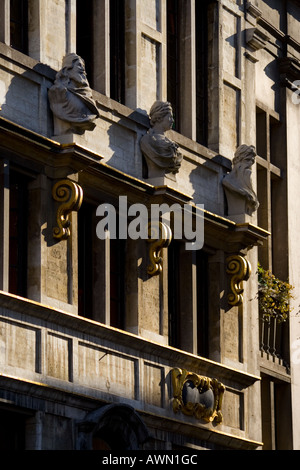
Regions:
[[278, 57, 300, 90], [246, 27, 270, 51], [246, 1, 262, 22], [52, 179, 83, 240], [245, 2, 269, 58], [147, 221, 172, 276], [226, 254, 251, 306], [171, 368, 225, 425]]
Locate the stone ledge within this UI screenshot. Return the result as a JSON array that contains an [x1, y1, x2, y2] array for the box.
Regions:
[[0, 42, 56, 80], [137, 411, 263, 450], [0, 290, 260, 388], [0, 372, 262, 450]]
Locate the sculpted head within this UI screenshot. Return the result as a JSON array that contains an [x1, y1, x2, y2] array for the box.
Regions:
[[232, 145, 256, 171], [140, 100, 182, 180], [56, 53, 90, 89], [149, 101, 174, 132], [49, 52, 99, 136], [222, 144, 259, 217]]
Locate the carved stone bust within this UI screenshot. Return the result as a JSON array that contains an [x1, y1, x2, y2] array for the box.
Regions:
[[48, 53, 99, 136], [140, 101, 182, 182], [222, 144, 259, 219]]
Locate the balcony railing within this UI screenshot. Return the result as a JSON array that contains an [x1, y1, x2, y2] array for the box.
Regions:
[[260, 314, 290, 372], [258, 264, 292, 373]]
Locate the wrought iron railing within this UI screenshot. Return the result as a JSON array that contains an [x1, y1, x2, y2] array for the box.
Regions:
[[257, 264, 292, 373], [260, 314, 290, 373]]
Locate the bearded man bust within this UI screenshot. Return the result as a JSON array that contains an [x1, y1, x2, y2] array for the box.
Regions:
[[48, 53, 99, 136], [222, 144, 259, 221]]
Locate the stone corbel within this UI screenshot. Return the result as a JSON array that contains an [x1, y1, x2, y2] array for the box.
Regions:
[[171, 368, 225, 425], [147, 221, 172, 276], [246, 27, 270, 51], [226, 254, 251, 306], [245, 2, 269, 54], [52, 179, 83, 240], [278, 57, 300, 91], [246, 1, 262, 24]]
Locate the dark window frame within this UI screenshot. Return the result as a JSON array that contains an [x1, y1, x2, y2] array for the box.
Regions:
[[76, 0, 94, 88], [167, 0, 180, 132], [195, 0, 209, 146], [9, 169, 29, 298], [168, 240, 209, 355], [10, 0, 28, 54], [110, 237, 126, 329], [109, 0, 126, 104], [78, 201, 94, 319]]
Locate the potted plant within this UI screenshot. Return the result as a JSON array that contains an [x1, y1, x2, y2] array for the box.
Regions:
[[257, 263, 293, 323]]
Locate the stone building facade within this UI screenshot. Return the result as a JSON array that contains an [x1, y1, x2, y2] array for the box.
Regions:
[[0, 0, 299, 450]]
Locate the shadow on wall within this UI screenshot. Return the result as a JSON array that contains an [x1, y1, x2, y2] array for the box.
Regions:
[[187, 157, 230, 214], [262, 59, 281, 112], [104, 106, 150, 181], [0, 62, 55, 137], [259, 0, 287, 32]]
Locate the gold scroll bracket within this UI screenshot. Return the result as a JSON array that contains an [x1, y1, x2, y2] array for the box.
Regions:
[[226, 254, 251, 306], [171, 368, 225, 425], [147, 221, 172, 276], [52, 179, 83, 240]]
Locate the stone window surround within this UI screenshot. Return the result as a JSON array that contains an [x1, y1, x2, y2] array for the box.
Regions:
[[255, 100, 288, 279], [0, 0, 214, 145], [0, 0, 39, 56]]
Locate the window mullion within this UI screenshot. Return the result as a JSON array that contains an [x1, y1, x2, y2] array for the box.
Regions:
[[0, 159, 10, 292], [0, 0, 10, 45]]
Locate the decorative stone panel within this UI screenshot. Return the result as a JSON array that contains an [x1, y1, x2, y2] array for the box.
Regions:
[[171, 368, 225, 424]]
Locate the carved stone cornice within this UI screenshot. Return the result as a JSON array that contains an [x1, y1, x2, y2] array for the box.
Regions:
[[0, 116, 268, 254], [278, 57, 300, 90], [245, 2, 269, 52], [246, 27, 270, 51], [246, 1, 262, 23], [0, 116, 103, 180]]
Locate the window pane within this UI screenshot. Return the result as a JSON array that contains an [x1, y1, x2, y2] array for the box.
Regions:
[[76, 0, 94, 87], [110, 0, 125, 103], [10, 0, 28, 54], [0, 410, 26, 450], [78, 202, 94, 318], [110, 238, 125, 329], [168, 240, 180, 348], [196, 250, 209, 357], [196, 1, 209, 145], [167, 0, 180, 131], [9, 171, 29, 297]]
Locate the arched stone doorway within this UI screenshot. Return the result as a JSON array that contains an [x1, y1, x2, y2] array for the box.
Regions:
[[76, 404, 150, 450]]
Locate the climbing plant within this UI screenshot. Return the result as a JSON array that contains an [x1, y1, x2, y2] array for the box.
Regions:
[[257, 263, 294, 323]]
